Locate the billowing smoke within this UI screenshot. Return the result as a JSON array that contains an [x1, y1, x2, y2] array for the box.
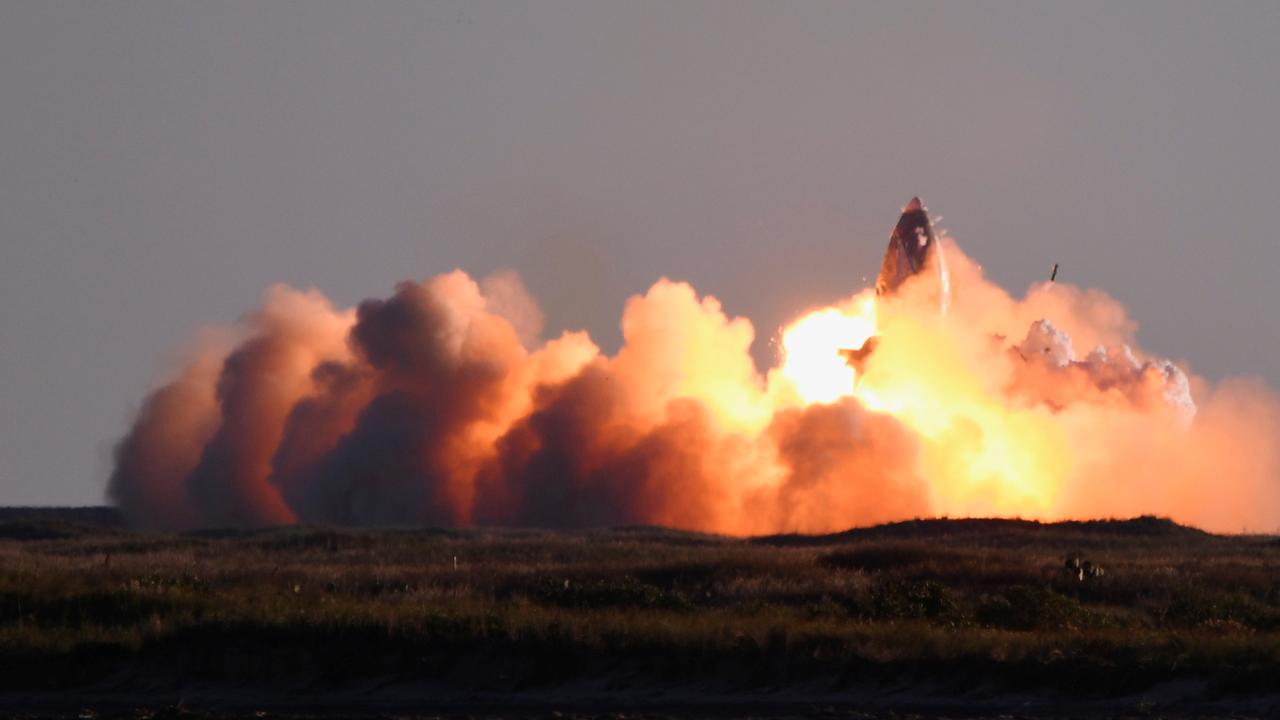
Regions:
[[109, 240, 1280, 533]]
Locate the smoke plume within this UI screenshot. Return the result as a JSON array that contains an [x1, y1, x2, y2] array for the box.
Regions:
[[109, 241, 1280, 533]]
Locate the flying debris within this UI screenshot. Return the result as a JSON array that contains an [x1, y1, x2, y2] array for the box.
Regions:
[[838, 335, 879, 377], [875, 196, 937, 296]]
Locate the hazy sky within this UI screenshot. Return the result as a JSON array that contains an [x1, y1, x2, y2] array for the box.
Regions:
[[2, 1, 1279, 506]]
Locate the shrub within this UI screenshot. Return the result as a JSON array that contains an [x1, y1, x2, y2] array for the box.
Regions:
[[976, 585, 1091, 630], [870, 579, 957, 620]]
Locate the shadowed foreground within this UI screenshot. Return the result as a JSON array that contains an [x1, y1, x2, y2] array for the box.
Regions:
[[2, 509, 1280, 718]]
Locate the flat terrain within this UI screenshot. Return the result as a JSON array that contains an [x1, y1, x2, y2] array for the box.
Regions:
[[2, 509, 1280, 718]]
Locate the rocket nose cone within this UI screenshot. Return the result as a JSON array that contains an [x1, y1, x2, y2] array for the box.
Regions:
[[903, 197, 923, 213]]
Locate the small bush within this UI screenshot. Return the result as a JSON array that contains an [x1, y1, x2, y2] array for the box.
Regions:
[[520, 576, 693, 611], [870, 579, 958, 620], [976, 585, 1092, 630], [818, 543, 964, 573]]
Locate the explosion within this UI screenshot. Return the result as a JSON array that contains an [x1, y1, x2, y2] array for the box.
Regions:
[[779, 297, 877, 406], [110, 200, 1280, 533]]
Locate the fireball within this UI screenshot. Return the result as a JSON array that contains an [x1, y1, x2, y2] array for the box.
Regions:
[[779, 293, 877, 404]]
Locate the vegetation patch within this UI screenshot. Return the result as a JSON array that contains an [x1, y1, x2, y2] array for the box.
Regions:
[[0, 511, 1276, 699]]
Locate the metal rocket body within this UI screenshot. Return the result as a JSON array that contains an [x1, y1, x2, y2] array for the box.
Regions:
[[840, 197, 938, 375], [875, 197, 937, 296]]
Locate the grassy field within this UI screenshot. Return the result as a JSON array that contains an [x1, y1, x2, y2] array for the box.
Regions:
[[1, 510, 1279, 714]]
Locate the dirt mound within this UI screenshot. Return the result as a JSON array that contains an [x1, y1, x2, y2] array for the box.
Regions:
[[756, 515, 1209, 546]]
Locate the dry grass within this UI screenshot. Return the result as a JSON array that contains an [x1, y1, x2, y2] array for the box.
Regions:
[[1, 513, 1279, 695]]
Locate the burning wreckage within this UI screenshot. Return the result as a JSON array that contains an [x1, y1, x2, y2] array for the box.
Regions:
[[838, 196, 937, 374], [839, 197, 1194, 422]]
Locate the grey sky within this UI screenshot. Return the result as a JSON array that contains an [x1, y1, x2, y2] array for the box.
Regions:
[[2, 1, 1278, 506]]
